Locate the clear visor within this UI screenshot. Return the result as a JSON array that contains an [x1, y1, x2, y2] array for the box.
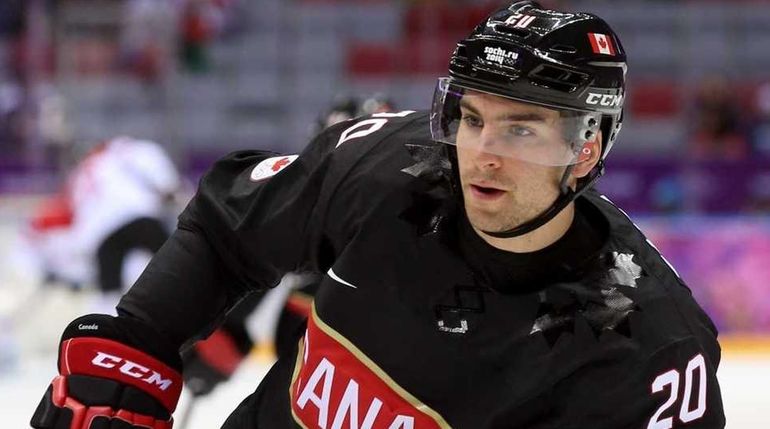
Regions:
[[430, 77, 602, 166]]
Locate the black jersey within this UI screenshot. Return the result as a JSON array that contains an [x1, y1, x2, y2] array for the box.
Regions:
[[119, 111, 724, 428]]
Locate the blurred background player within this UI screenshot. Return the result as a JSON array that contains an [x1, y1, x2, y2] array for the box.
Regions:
[[313, 93, 396, 133], [23, 136, 184, 314]]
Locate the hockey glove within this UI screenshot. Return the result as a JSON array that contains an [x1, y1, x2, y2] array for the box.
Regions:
[[31, 314, 183, 429], [182, 326, 252, 397]]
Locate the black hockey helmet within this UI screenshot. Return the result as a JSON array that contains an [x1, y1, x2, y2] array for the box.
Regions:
[[360, 93, 396, 116], [315, 93, 397, 134], [430, 1, 627, 237], [435, 0, 626, 158], [316, 95, 360, 132]]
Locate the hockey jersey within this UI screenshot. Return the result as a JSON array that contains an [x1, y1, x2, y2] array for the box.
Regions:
[[119, 111, 724, 428]]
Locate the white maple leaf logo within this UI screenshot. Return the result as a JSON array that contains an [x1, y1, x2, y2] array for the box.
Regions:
[[609, 252, 643, 288]]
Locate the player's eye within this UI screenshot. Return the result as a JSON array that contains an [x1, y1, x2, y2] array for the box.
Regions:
[[461, 114, 483, 128], [506, 125, 535, 138]]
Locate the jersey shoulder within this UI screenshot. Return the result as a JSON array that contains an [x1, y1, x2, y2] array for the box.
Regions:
[[544, 190, 725, 426], [314, 109, 430, 155], [312, 110, 440, 241], [580, 189, 720, 357], [177, 109, 433, 285], [311, 109, 435, 201], [583, 188, 684, 289]]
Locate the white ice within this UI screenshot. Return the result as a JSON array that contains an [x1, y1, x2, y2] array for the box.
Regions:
[[1, 352, 767, 428]]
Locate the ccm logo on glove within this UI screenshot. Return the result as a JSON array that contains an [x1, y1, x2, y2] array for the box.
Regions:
[[59, 337, 183, 411], [91, 351, 174, 390]]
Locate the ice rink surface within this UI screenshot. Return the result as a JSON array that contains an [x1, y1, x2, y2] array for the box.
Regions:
[[1, 351, 768, 428], [0, 353, 268, 428]]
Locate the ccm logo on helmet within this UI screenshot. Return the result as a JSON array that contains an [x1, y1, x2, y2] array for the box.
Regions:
[[91, 351, 174, 391], [586, 93, 623, 108]]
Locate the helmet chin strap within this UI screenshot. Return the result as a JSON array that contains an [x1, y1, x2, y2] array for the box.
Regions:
[[480, 161, 605, 239]]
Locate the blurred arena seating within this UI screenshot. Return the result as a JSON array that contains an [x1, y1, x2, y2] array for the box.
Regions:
[[2, 0, 770, 213], [1, 0, 770, 203]]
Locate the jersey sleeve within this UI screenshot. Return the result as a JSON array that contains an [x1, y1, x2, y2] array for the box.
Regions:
[[117, 123, 347, 348], [552, 335, 725, 429], [178, 130, 342, 289]]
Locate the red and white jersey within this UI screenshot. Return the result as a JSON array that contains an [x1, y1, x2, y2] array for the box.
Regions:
[[66, 136, 180, 253], [24, 137, 180, 286]]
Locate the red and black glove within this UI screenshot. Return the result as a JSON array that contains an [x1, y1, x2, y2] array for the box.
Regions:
[[182, 326, 252, 397], [31, 314, 183, 429]]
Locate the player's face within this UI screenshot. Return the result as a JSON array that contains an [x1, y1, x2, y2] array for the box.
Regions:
[[455, 93, 567, 234]]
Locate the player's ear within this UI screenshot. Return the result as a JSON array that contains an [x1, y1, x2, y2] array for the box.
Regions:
[[571, 131, 602, 179]]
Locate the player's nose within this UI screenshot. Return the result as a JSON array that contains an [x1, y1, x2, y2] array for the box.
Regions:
[[473, 150, 502, 170], [473, 136, 503, 170]]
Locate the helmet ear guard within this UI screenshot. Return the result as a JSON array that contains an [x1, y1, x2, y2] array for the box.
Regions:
[[578, 146, 593, 163]]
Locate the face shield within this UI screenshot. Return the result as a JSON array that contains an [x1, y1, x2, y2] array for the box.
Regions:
[[430, 77, 602, 167]]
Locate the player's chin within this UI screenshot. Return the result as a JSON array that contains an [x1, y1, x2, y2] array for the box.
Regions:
[[465, 208, 514, 232]]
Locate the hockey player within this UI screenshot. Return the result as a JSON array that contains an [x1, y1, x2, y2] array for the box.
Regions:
[[24, 136, 183, 310], [314, 93, 397, 133], [31, 2, 725, 428]]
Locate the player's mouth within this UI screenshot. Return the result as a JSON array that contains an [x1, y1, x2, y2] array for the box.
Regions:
[[469, 184, 506, 201]]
